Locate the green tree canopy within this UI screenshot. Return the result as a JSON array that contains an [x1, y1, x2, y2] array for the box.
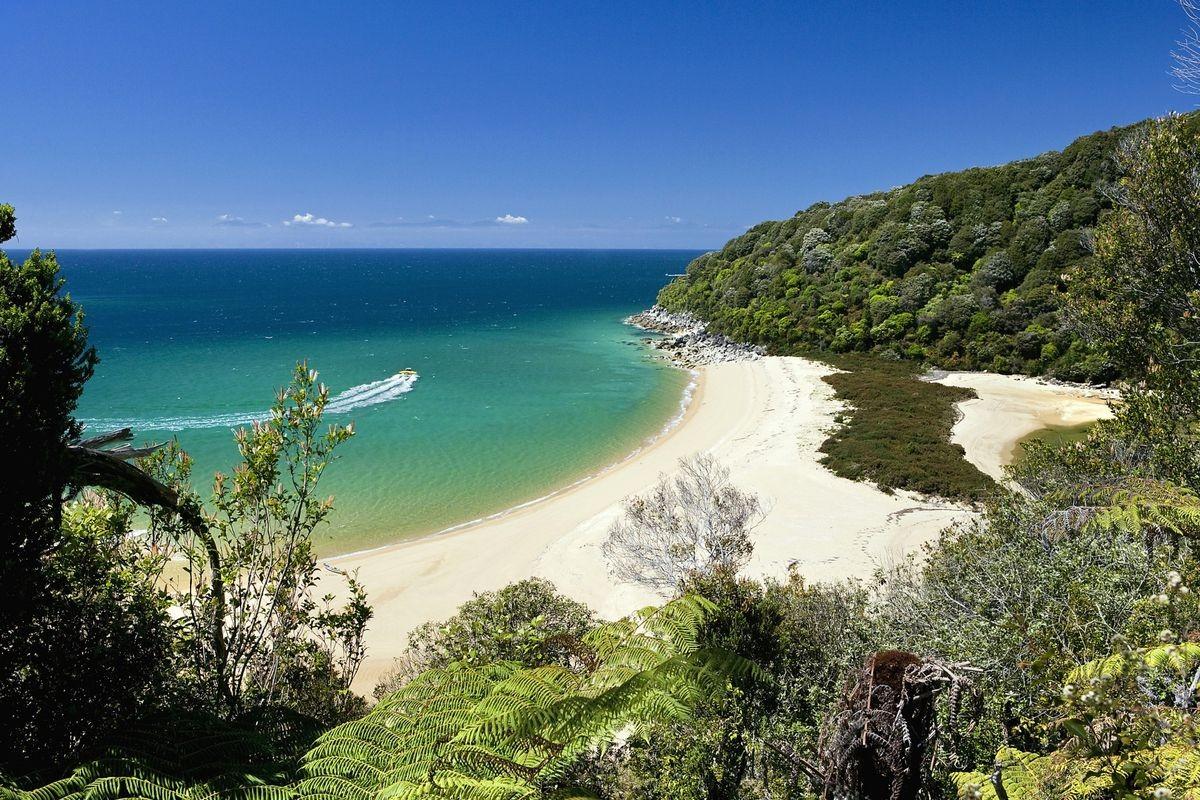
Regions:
[[658, 113, 1199, 380]]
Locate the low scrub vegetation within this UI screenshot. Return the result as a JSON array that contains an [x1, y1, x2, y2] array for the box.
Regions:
[[817, 355, 994, 503]]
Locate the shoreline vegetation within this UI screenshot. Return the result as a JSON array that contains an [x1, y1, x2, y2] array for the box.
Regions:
[[628, 305, 1114, 502], [818, 356, 995, 502]]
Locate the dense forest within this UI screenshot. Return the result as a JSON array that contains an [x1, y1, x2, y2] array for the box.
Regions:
[[658, 113, 1200, 381]]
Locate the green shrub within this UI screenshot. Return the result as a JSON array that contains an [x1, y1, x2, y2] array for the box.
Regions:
[[374, 578, 595, 697]]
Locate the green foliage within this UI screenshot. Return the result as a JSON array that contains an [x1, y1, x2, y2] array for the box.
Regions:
[[143, 364, 370, 721], [817, 355, 994, 502], [587, 689, 753, 800], [0, 244, 96, 531], [375, 578, 595, 697], [305, 596, 744, 799], [0, 496, 177, 777], [752, 577, 877, 795], [657, 115, 1199, 381], [885, 381, 1200, 796], [584, 575, 875, 800], [0, 236, 97, 571], [0, 204, 15, 243], [1085, 480, 1200, 543], [1071, 113, 1200, 489], [0, 209, 154, 775], [876, 489, 1186, 766], [593, 576, 781, 800], [943, 116, 1200, 800], [0, 710, 322, 800], [951, 747, 1105, 800], [954, 631, 1200, 799], [9, 596, 747, 800]]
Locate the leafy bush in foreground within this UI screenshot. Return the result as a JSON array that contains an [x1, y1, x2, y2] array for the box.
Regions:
[[6, 596, 746, 800], [374, 577, 595, 696]]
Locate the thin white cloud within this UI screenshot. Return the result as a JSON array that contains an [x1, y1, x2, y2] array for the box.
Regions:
[[495, 214, 528, 225], [151, 216, 168, 223], [215, 213, 268, 228], [112, 210, 122, 216], [284, 212, 353, 228], [370, 215, 461, 228]]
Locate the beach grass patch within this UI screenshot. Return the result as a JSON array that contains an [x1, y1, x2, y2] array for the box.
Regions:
[[813, 354, 995, 503]]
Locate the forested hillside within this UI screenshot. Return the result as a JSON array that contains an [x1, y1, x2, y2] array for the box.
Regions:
[[659, 114, 1198, 380]]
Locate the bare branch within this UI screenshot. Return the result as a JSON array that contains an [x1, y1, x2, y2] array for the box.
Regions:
[[602, 454, 764, 592], [1173, 0, 1200, 95]]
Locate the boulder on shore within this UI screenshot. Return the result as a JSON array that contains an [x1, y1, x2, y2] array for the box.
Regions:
[[625, 305, 765, 368]]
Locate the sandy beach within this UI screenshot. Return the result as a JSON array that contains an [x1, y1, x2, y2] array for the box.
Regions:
[[932, 372, 1115, 480], [333, 356, 1114, 692]]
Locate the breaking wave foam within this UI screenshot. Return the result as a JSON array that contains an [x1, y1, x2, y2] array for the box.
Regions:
[[80, 372, 419, 433]]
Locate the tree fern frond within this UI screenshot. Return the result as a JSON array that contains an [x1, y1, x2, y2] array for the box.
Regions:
[[1080, 478, 1200, 540], [1069, 641, 1200, 684], [14, 596, 742, 800]]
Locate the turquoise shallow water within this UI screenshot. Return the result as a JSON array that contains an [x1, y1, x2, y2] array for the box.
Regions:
[[40, 249, 697, 554]]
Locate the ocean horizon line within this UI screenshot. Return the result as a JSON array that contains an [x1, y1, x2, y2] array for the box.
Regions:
[[6, 245, 713, 254]]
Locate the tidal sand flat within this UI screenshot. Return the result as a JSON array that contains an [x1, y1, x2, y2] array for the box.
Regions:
[[933, 372, 1116, 480]]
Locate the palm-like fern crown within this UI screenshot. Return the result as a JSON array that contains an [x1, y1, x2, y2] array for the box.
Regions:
[[7, 595, 746, 800]]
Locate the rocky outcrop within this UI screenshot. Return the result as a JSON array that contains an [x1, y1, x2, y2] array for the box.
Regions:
[[625, 306, 765, 367]]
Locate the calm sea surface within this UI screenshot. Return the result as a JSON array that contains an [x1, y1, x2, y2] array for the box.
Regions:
[[39, 249, 697, 554]]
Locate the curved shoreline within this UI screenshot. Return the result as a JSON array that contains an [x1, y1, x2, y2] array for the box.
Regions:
[[332, 356, 975, 693], [932, 371, 1115, 480], [328, 367, 702, 562], [330, 356, 1121, 694]]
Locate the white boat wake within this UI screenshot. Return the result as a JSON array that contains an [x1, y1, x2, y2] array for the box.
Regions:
[[80, 371, 419, 432], [323, 372, 419, 415]]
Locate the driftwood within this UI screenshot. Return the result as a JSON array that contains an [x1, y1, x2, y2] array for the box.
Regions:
[[78, 426, 134, 448]]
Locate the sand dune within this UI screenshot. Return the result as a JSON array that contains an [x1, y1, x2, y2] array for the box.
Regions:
[[333, 356, 1111, 692]]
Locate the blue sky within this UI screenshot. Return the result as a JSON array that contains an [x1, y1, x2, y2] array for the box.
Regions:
[[1, 1, 1192, 248]]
